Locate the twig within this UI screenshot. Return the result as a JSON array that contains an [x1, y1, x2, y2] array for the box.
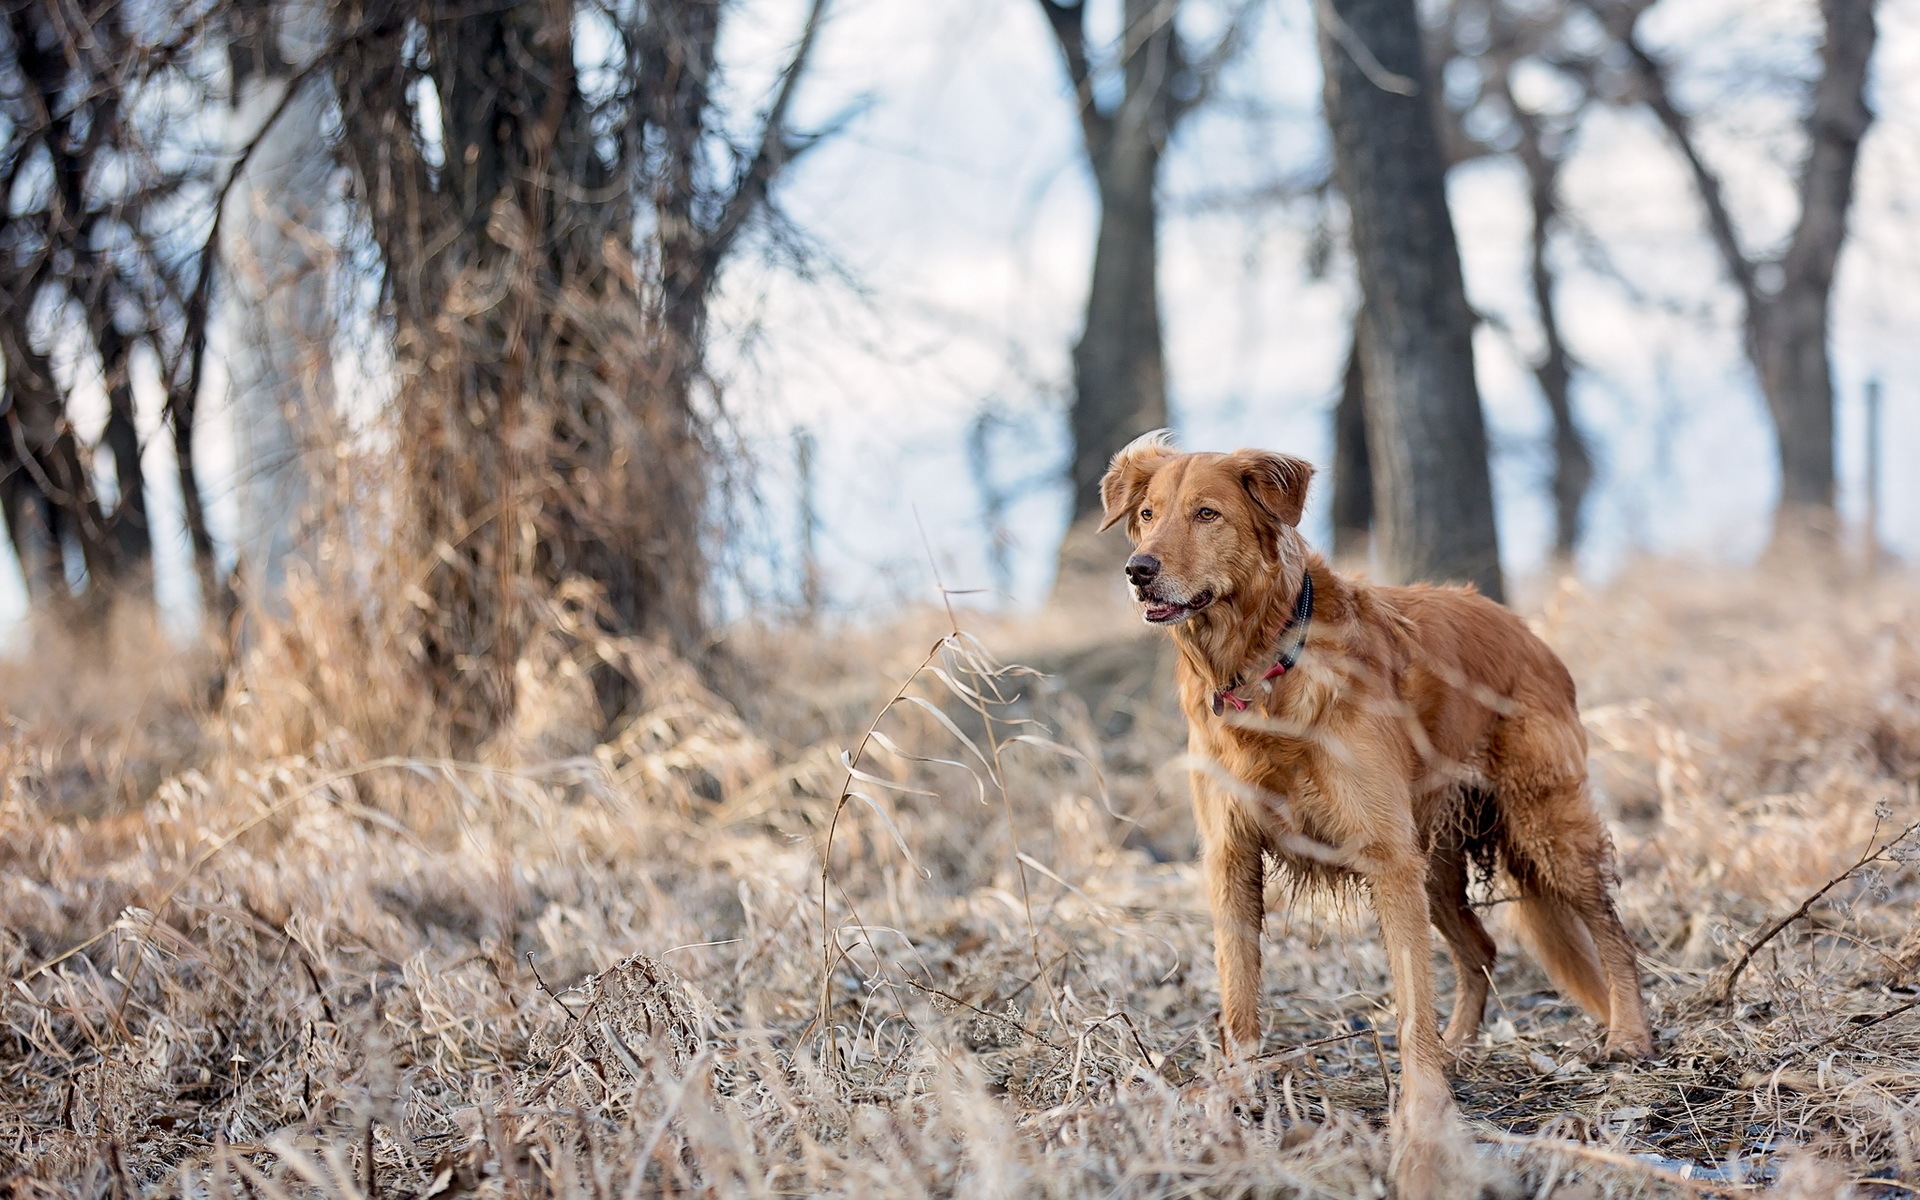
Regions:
[[1365, 1019, 1395, 1109], [1714, 819, 1920, 1004], [1316, 0, 1417, 96], [1820, 997, 1920, 1049], [816, 636, 948, 1068], [1248, 1026, 1372, 1063], [894, 976, 1065, 1051], [526, 952, 580, 1022]]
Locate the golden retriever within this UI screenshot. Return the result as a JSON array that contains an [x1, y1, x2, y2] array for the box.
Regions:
[[1100, 432, 1651, 1178]]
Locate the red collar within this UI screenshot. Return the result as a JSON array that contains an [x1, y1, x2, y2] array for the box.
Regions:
[[1210, 570, 1314, 716]]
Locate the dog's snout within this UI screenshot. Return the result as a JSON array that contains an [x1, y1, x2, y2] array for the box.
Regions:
[[1125, 554, 1161, 586]]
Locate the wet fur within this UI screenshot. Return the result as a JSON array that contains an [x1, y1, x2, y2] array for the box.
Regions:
[[1100, 433, 1653, 1187]]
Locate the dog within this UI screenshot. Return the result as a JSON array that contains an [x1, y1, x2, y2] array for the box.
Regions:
[[1100, 432, 1652, 1169]]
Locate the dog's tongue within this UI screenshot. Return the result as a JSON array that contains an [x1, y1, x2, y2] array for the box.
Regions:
[[1144, 601, 1182, 622]]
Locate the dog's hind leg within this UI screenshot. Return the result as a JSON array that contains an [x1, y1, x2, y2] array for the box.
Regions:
[[1508, 889, 1610, 1020], [1426, 825, 1496, 1051], [1510, 870, 1651, 1059], [1490, 707, 1653, 1060], [1499, 784, 1653, 1058]]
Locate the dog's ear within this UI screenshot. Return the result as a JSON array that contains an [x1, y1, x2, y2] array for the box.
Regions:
[[1230, 449, 1315, 529], [1098, 429, 1177, 532]]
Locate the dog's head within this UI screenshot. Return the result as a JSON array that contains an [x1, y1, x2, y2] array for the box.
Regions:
[[1098, 431, 1315, 626]]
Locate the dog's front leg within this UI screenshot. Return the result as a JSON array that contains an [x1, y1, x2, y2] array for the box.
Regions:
[[1366, 845, 1452, 1118], [1195, 781, 1266, 1055], [1366, 839, 1472, 1197]]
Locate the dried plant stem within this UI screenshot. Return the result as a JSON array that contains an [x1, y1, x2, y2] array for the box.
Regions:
[[1715, 817, 1920, 1004], [817, 637, 947, 1067]]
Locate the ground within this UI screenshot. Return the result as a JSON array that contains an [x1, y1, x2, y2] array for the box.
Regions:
[[3, 561, 1919, 1197]]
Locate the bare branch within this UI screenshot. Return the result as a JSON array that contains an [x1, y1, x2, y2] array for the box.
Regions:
[[1584, 1, 1760, 314], [1036, 0, 1113, 158], [703, 0, 833, 289], [1170, 0, 1261, 121], [1317, 0, 1417, 96]]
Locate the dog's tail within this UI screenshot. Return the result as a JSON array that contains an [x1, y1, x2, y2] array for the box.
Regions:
[[1509, 893, 1611, 1023]]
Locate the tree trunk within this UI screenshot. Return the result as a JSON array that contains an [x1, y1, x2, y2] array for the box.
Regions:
[[333, 0, 818, 746], [1319, 0, 1505, 601], [1756, 0, 1875, 544], [94, 319, 151, 575], [1331, 312, 1373, 562], [0, 4, 158, 617], [1068, 147, 1167, 527], [1511, 108, 1591, 564], [1042, 0, 1184, 596], [223, 0, 332, 605]]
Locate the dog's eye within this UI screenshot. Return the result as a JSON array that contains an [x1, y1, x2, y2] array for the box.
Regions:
[[1196, 507, 1220, 522], [1139, 508, 1153, 522]]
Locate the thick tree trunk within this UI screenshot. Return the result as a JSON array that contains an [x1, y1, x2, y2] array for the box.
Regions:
[[333, 0, 816, 746], [1331, 313, 1374, 562], [1053, 146, 1168, 594], [1320, 0, 1505, 601], [1755, 293, 1837, 535]]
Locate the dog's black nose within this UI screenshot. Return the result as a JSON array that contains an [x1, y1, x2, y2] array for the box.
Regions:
[[1125, 554, 1161, 586]]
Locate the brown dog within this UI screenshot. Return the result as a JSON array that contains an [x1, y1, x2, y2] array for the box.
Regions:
[[1101, 432, 1651, 1155]]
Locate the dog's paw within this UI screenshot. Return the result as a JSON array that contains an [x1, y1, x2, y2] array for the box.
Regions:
[[1602, 1031, 1655, 1064]]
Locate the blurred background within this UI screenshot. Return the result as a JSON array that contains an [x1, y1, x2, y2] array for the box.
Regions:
[[0, 0, 1911, 664]]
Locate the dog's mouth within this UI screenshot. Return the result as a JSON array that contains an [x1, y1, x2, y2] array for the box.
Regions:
[[1141, 589, 1215, 625]]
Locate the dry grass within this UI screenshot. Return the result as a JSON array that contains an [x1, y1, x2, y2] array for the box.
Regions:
[[4, 560, 1920, 1197]]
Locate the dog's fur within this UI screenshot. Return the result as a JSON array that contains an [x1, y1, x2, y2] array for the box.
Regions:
[[1101, 432, 1652, 1165]]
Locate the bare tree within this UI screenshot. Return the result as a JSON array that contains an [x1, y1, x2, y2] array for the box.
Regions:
[[1319, 0, 1505, 600], [1038, 0, 1248, 592], [0, 4, 220, 624], [1584, 0, 1877, 547], [331, 0, 829, 745]]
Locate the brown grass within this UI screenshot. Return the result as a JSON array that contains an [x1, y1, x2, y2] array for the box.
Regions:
[[4, 560, 1920, 1197]]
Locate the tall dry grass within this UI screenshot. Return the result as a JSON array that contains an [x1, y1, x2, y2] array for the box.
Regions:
[[4, 559, 1919, 1197]]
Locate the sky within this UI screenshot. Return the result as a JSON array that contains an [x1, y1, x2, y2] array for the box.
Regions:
[[2, 0, 1914, 635]]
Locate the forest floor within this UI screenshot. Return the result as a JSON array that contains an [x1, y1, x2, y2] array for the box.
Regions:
[[4, 559, 1920, 1198]]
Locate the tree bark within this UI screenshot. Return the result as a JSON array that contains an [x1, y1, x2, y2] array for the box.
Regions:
[[1070, 138, 1168, 528], [1320, 0, 1505, 601], [1757, 0, 1875, 542]]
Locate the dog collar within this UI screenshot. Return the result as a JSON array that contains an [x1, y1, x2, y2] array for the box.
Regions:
[[1211, 570, 1314, 716]]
